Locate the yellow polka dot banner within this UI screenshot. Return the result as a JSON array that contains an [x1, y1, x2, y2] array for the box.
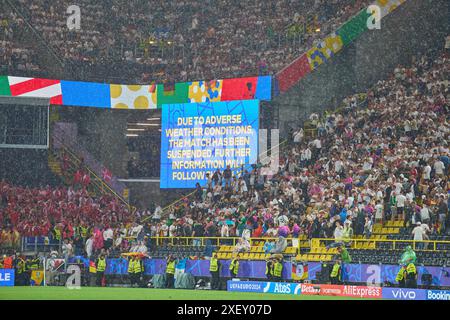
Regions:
[[110, 84, 157, 110]]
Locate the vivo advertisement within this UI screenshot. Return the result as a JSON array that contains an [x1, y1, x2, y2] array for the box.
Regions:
[[0, 269, 15, 286], [382, 288, 427, 300], [160, 100, 259, 188]]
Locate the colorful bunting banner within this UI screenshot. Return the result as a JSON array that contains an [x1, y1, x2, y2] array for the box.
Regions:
[[8, 76, 62, 104], [110, 84, 157, 109], [276, 0, 407, 93], [61, 81, 111, 108], [0, 75, 11, 96]]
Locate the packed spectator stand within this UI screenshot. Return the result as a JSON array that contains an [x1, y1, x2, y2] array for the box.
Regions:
[[1, 48, 449, 269], [3, 0, 373, 83]]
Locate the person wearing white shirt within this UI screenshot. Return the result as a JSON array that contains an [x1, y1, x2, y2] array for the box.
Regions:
[[293, 129, 303, 143], [169, 223, 177, 237], [221, 223, 229, 237], [412, 222, 424, 243], [153, 206, 163, 220], [396, 194, 406, 220], [85, 235, 94, 258], [420, 205, 430, 224], [375, 202, 384, 223], [423, 164, 431, 180], [334, 222, 343, 243], [334, 159, 344, 174], [433, 159, 445, 176]]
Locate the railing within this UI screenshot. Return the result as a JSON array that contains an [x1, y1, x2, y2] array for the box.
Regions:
[[149, 236, 300, 248], [148, 236, 450, 253], [22, 237, 61, 253], [311, 238, 450, 252]]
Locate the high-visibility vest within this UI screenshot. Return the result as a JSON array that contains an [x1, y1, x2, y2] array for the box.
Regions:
[[210, 258, 218, 272], [330, 264, 341, 278], [273, 262, 283, 277], [166, 260, 176, 274], [17, 259, 25, 274], [396, 267, 406, 281], [229, 259, 239, 275], [89, 261, 97, 273], [128, 260, 135, 274], [80, 226, 88, 238], [54, 227, 61, 241], [134, 260, 142, 274], [97, 258, 106, 272], [406, 263, 416, 275], [30, 258, 40, 270]]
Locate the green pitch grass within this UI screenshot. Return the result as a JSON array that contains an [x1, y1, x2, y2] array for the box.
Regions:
[[0, 286, 372, 300]]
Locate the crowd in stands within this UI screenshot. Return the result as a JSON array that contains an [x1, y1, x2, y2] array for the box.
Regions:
[[0, 4, 42, 75], [5, 0, 372, 82], [144, 50, 449, 249], [2, 49, 447, 261], [127, 134, 161, 178]]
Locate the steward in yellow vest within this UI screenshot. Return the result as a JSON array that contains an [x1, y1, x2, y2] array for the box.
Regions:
[[330, 259, 342, 284], [29, 256, 40, 270], [209, 252, 221, 290], [80, 226, 89, 240], [396, 266, 407, 288], [229, 256, 240, 277], [134, 257, 142, 287], [405, 263, 417, 288], [165, 255, 176, 289], [15, 257, 26, 286], [265, 258, 274, 281], [128, 257, 136, 286], [272, 259, 283, 281], [96, 255, 107, 287], [53, 226, 61, 243]]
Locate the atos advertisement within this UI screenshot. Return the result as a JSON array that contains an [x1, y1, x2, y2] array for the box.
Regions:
[[0, 269, 15, 286], [382, 288, 427, 300]]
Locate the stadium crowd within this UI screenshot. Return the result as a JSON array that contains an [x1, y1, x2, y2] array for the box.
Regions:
[[5, 0, 372, 82], [1, 50, 448, 261], [0, 5, 42, 75]]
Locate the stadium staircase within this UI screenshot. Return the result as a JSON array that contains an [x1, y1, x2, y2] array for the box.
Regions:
[[48, 116, 132, 211]]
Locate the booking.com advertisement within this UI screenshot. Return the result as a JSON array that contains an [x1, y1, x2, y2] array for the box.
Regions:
[[160, 100, 259, 188]]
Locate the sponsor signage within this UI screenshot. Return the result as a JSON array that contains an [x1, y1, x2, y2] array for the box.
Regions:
[[382, 288, 427, 300], [226, 281, 265, 293], [301, 283, 382, 298], [226, 281, 302, 295], [426, 290, 450, 300], [0, 269, 15, 286], [262, 282, 302, 295], [342, 285, 383, 298]]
